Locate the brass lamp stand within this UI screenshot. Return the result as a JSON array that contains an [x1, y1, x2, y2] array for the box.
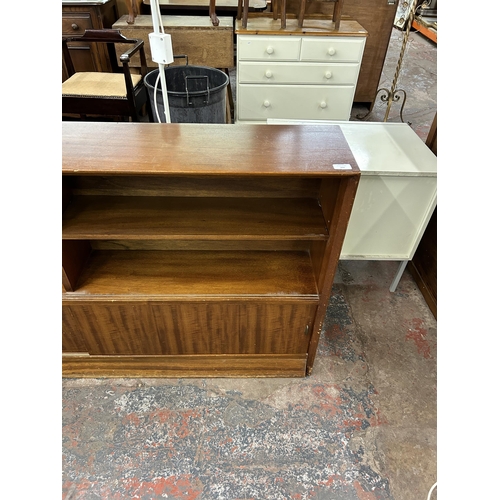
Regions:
[[358, 0, 421, 122]]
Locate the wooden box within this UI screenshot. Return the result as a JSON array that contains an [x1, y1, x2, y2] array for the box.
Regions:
[[112, 14, 235, 69]]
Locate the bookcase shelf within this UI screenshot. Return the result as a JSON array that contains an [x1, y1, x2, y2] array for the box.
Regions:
[[62, 122, 360, 377], [62, 196, 329, 240], [64, 250, 319, 299]]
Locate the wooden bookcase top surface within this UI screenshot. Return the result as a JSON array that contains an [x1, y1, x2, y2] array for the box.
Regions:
[[62, 123, 360, 177]]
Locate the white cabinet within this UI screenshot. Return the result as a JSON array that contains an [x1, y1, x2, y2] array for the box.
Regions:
[[268, 119, 437, 291], [235, 19, 367, 123]]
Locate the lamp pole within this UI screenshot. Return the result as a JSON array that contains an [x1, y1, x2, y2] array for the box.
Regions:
[[149, 0, 173, 122]]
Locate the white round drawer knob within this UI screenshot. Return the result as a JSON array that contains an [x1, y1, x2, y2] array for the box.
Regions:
[[320, 101, 327, 108], [325, 71, 332, 79], [266, 46, 274, 54], [327, 47, 336, 56], [263, 100, 271, 107], [265, 70, 273, 78]]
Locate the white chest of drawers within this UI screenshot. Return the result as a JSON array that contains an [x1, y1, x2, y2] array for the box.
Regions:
[[235, 18, 367, 123]]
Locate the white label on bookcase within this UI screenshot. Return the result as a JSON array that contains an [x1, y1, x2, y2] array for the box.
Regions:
[[333, 164, 352, 170]]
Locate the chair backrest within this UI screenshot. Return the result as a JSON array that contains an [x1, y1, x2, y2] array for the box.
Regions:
[[62, 29, 148, 80]]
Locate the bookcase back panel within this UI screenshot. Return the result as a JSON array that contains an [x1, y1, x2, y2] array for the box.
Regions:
[[67, 175, 323, 199], [90, 240, 312, 252]]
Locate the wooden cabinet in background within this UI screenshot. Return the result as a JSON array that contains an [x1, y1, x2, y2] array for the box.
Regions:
[[343, 0, 398, 105], [408, 113, 437, 318], [62, 122, 360, 378], [62, 0, 119, 82], [280, 0, 398, 107]]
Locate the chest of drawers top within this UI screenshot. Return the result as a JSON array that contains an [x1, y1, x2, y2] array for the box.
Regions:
[[235, 17, 367, 37]]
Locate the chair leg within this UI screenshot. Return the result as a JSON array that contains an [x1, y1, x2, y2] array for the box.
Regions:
[[242, 0, 249, 28], [280, 0, 286, 28], [130, 106, 140, 122], [272, 0, 278, 20], [297, 0, 306, 27], [145, 98, 154, 122], [223, 68, 234, 118], [225, 91, 231, 123], [209, 0, 220, 26], [333, 0, 344, 30]]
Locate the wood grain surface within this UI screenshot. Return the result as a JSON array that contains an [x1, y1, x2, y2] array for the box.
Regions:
[[112, 15, 234, 68], [63, 301, 316, 355], [62, 122, 360, 377], [62, 196, 328, 240], [63, 250, 318, 297], [62, 354, 307, 377], [235, 15, 367, 35], [62, 123, 360, 176]]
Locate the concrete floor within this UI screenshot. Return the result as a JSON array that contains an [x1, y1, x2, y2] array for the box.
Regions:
[[63, 261, 437, 500], [62, 27, 438, 500]]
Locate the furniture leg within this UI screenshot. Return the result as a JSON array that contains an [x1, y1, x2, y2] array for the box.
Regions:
[[209, 0, 220, 26], [125, 0, 138, 24], [297, 0, 306, 28], [242, 0, 249, 28], [390, 260, 408, 293], [281, 0, 286, 28], [333, 0, 344, 30], [223, 68, 234, 120]]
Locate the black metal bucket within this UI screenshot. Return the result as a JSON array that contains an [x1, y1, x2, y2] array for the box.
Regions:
[[145, 56, 229, 123]]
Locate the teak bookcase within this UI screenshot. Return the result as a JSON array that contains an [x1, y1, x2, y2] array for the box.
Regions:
[[62, 122, 360, 377]]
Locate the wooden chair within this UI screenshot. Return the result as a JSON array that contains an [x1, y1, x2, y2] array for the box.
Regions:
[[62, 29, 153, 122], [237, 0, 343, 29]]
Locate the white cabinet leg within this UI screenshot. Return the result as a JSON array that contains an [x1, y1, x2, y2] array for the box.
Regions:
[[390, 260, 408, 292]]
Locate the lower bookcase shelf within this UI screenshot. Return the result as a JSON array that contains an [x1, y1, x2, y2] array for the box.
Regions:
[[62, 122, 360, 377], [63, 249, 319, 376], [64, 250, 318, 297]]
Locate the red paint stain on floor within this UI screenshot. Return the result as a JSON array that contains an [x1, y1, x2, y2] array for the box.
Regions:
[[64, 476, 203, 499], [353, 480, 378, 500], [124, 475, 202, 499], [405, 318, 433, 358], [310, 384, 343, 419]]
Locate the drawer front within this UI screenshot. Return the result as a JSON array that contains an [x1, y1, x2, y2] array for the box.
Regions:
[[238, 84, 355, 121], [300, 37, 365, 62], [63, 301, 316, 355], [238, 35, 301, 61], [62, 13, 93, 35], [238, 61, 361, 85]]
